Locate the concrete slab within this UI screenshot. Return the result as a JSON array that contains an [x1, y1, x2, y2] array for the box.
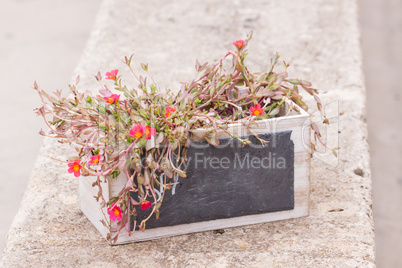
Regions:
[[0, 0, 375, 266], [360, 0, 402, 266]]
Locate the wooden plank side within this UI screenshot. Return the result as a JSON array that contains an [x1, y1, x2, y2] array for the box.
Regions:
[[79, 176, 110, 239], [114, 204, 309, 244], [109, 175, 127, 197], [191, 113, 310, 142]]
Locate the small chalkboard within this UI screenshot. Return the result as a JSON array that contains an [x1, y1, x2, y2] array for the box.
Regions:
[[130, 131, 294, 230]]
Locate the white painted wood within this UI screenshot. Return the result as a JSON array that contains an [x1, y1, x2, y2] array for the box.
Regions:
[[79, 100, 311, 245], [79, 176, 110, 238], [114, 205, 309, 244]]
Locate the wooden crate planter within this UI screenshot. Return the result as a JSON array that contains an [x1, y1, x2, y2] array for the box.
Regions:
[[79, 103, 311, 245]]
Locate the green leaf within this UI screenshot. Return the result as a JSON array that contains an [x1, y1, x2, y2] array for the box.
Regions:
[[256, 90, 275, 98], [206, 136, 220, 146], [165, 169, 173, 179], [134, 161, 142, 172], [311, 123, 320, 134], [107, 197, 119, 206], [218, 124, 228, 130], [210, 86, 215, 97], [146, 154, 157, 169], [271, 53, 279, 66], [271, 95, 284, 100], [287, 79, 300, 85], [157, 132, 164, 144], [138, 138, 147, 147], [111, 169, 120, 179], [171, 141, 178, 151], [144, 169, 151, 185], [161, 158, 173, 178], [190, 130, 208, 139], [141, 63, 148, 72], [236, 80, 244, 86], [270, 84, 281, 90], [146, 140, 156, 151], [98, 123, 107, 131], [175, 169, 187, 178], [137, 173, 145, 185], [99, 105, 106, 114], [150, 84, 156, 93], [269, 107, 280, 116]]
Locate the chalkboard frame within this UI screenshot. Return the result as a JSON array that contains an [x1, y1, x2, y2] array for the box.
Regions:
[[129, 130, 295, 230]]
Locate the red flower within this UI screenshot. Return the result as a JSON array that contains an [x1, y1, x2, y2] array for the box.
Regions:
[[107, 203, 122, 221], [67, 159, 81, 177], [103, 94, 120, 104], [105, 69, 119, 80], [165, 106, 176, 118], [249, 104, 264, 116], [141, 201, 153, 210], [88, 154, 101, 165], [233, 40, 245, 49], [129, 125, 145, 139], [144, 125, 156, 140]]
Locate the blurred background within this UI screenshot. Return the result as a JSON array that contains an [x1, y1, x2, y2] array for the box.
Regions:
[[0, 0, 100, 254], [0, 0, 400, 267]]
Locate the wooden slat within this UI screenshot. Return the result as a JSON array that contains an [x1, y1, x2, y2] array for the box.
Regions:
[[114, 205, 309, 244], [79, 176, 110, 238]]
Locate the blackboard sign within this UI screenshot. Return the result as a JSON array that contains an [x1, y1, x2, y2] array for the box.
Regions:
[[130, 131, 294, 230]]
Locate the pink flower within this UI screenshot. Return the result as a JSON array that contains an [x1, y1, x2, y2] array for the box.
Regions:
[[141, 201, 152, 210], [144, 125, 156, 140], [103, 94, 120, 104], [249, 104, 264, 116], [105, 69, 119, 80], [68, 159, 81, 177], [233, 40, 245, 49], [107, 203, 122, 221], [88, 154, 101, 165], [165, 106, 176, 118], [129, 125, 145, 139]]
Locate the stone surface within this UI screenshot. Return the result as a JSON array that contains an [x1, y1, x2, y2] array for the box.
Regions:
[[359, 0, 402, 266], [0, 0, 375, 267]]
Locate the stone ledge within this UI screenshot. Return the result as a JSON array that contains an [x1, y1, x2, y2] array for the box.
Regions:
[[1, 0, 375, 267]]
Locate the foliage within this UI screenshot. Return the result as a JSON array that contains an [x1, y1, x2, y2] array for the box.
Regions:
[[34, 32, 333, 244]]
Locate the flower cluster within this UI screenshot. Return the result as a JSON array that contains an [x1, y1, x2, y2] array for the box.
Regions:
[[105, 69, 119, 80], [249, 104, 264, 117], [129, 125, 156, 140], [103, 94, 120, 104], [67, 159, 81, 177], [34, 32, 333, 244], [107, 203, 122, 221], [165, 106, 176, 118]]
